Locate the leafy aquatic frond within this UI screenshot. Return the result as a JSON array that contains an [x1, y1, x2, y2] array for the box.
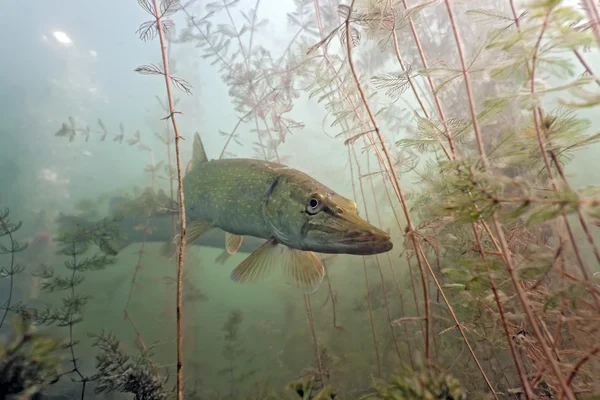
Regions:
[[160, 0, 180, 18], [371, 71, 412, 100], [90, 331, 168, 399], [135, 65, 193, 94]]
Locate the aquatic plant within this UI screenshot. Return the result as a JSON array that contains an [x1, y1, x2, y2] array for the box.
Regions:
[[0, 316, 63, 398], [135, 0, 192, 397], [90, 330, 169, 400], [333, 0, 599, 398], [219, 309, 257, 398], [288, 377, 336, 400], [30, 217, 118, 398], [0, 205, 29, 330], [360, 363, 467, 400], [178, 0, 311, 162]]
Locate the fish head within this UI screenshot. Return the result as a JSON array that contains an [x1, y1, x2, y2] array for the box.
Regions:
[[266, 175, 393, 255]]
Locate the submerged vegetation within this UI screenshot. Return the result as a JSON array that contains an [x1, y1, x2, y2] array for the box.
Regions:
[[2, 0, 600, 398]]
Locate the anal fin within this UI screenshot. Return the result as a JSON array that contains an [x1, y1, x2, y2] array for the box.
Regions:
[[226, 232, 243, 254]]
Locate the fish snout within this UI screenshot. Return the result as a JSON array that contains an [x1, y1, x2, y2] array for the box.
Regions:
[[333, 216, 393, 255]]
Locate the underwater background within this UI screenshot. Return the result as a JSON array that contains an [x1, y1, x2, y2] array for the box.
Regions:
[[1, 0, 600, 398]]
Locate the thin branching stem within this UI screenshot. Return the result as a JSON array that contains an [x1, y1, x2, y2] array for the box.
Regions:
[[313, 0, 414, 369], [0, 223, 16, 330], [400, 0, 457, 159], [582, 0, 600, 48], [150, 1, 187, 398], [472, 223, 534, 399], [303, 295, 326, 384], [343, 0, 433, 364], [348, 145, 382, 377]]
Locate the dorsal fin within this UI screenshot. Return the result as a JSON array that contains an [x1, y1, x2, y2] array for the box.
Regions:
[[186, 133, 209, 176], [193, 133, 208, 164]]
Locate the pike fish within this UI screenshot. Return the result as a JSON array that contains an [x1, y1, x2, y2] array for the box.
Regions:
[[168, 133, 393, 293]]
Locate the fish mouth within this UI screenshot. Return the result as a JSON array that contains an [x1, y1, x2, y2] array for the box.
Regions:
[[307, 213, 393, 255], [334, 227, 393, 255]]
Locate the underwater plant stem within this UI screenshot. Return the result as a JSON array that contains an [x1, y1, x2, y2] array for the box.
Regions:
[[180, 5, 231, 69], [444, 1, 575, 397], [322, 263, 340, 329], [346, 144, 382, 377], [399, 0, 457, 159], [362, 153, 403, 362], [344, 0, 433, 365], [528, 10, 600, 310], [0, 229, 15, 330], [163, 40, 179, 236], [415, 245, 498, 399], [218, 90, 276, 160], [473, 225, 534, 399], [151, 1, 187, 398], [442, 0, 486, 168], [573, 49, 600, 87], [304, 295, 326, 384], [550, 151, 600, 266], [388, 0, 430, 117], [564, 345, 600, 393], [69, 248, 86, 399], [509, 1, 600, 277], [388, 3, 452, 160], [582, 0, 600, 48], [222, 0, 281, 163], [361, 257, 382, 377]]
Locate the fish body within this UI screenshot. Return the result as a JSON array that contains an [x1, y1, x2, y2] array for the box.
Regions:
[[172, 133, 393, 293]]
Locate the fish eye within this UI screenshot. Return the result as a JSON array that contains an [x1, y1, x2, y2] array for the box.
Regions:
[[306, 193, 324, 215]]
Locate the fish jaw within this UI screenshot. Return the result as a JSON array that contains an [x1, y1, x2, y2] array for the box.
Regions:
[[302, 211, 393, 255]]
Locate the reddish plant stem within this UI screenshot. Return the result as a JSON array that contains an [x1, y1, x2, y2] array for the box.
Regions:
[[509, 0, 600, 273], [472, 223, 534, 399], [368, 169, 415, 368], [360, 151, 403, 362], [347, 145, 382, 377], [345, 3, 493, 386], [151, 1, 187, 398], [343, 0, 433, 363], [565, 345, 600, 390], [582, 0, 600, 48], [304, 295, 326, 384], [314, 0, 417, 369], [443, 1, 575, 398], [322, 262, 341, 329], [400, 0, 457, 159], [528, 10, 600, 309], [416, 244, 497, 398]]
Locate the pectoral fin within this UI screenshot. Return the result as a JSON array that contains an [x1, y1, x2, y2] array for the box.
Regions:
[[230, 238, 280, 283], [226, 233, 243, 254], [283, 250, 324, 294], [230, 238, 324, 294]]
